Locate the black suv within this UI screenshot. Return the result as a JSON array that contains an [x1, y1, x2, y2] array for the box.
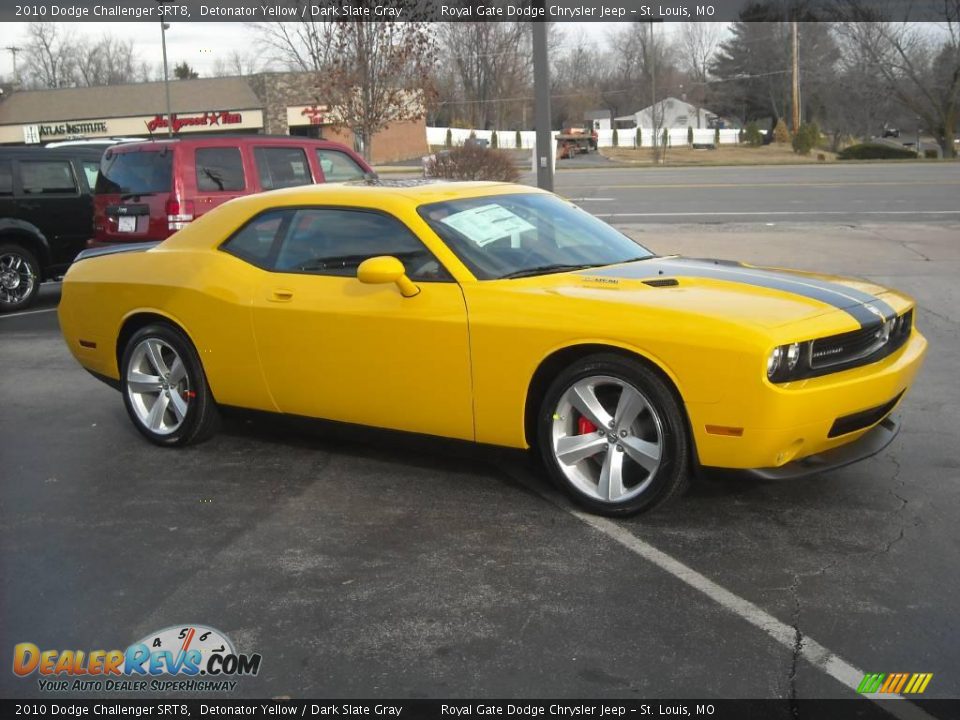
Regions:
[[0, 146, 104, 311]]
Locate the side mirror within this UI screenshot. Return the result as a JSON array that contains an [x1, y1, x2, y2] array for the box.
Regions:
[[357, 256, 420, 298]]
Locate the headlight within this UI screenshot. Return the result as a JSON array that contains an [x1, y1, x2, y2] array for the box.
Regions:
[[767, 342, 803, 382]]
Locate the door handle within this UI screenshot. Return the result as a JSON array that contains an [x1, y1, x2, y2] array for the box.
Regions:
[[268, 289, 294, 302]]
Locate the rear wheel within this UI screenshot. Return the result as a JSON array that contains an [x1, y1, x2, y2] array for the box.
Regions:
[[537, 354, 690, 516], [0, 243, 40, 312], [120, 324, 220, 446]]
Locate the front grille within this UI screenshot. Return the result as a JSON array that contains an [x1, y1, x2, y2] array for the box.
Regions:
[[802, 309, 913, 379], [828, 391, 904, 437]]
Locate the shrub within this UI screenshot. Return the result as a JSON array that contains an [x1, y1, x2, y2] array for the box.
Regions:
[[687, 126, 694, 146], [468, 130, 477, 141], [924, 148, 938, 159], [739, 128, 746, 143], [635, 127, 642, 148], [425, 145, 520, 182], [714, 126, 720, 146], [661, 127, 668, 148], [837, 143, 917, 160], [612, 127, 619, 147], [773, 119, 790, 144], [491, 131, 498, 149], [445, 128, 452, 149], [515, 129, 522, 149], [791, 122, 819, 155], [744, 122, 763, 147]]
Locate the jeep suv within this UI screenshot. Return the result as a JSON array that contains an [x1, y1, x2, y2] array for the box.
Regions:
[[92, 136, 373, 246], [0, 146, 104, 312]]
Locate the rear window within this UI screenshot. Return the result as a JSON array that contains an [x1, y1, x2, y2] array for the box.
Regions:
[[254, 147, 312, 190], [196, 147, 245, 192], [96, 149, 172, 195]]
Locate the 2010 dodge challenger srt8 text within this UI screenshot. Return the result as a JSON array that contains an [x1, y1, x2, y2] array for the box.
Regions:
[[58, 181, 927, 516]]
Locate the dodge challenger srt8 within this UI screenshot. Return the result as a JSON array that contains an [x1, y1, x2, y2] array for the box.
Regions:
[[58, 181, 927, 516]]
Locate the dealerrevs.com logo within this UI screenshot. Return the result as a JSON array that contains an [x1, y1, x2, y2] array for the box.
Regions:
[[13, 624, 261, 693]]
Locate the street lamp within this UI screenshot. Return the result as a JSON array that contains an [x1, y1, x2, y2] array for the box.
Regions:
[[156, 0, 175, 138]]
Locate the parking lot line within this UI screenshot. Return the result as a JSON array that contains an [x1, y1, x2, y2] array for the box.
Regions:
[[0, 308, 58, 320], [502, 465, 937, 720]]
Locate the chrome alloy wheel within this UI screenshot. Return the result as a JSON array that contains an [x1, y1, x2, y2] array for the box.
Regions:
[[550, 375, 664, 504], [125, 338, 191, 436], [0, 252, 36, 305]]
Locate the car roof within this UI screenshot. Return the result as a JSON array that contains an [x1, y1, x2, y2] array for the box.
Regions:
[[0, 146, 105, 159], [106, 135, 359, 152]]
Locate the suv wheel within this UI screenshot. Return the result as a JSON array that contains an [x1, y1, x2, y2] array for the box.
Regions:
[[0, 244, 41, 312]]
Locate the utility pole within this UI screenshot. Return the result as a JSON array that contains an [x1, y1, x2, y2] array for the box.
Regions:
[[5, 46, 22, 85], [791, 21, 800, 133], [532, 18, 553, 191], [156, 0, 175, 137], [650, 22, 657, 157]]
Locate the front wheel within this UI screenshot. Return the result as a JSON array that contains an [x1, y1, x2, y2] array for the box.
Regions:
[[120, 324, 220, 446], [0, 243, 41, 312], [537, 354, 690, 516]]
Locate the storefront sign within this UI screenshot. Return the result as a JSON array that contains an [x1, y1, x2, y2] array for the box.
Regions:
[[146, 111, 243, 134], [287, 104, 339, 127], [37, 120, 109, 139]]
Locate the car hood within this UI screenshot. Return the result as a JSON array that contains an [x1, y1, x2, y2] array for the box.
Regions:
[[510, 257, 902, 331]]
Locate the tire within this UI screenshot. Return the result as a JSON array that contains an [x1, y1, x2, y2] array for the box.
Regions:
[[537, 353, 690, 517], [120, 323, 220, 446], [0, 243, 41, 312]]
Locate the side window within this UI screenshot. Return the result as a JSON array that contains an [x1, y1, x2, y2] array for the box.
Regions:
[[19, 161, 77, 194], [273, 208, 450, 282], [196, 147, 245, 192], [254, 147, 312, 190], [80, 160, 99, 191], [315, 149, 366, 182], [221, 210, 291, 267], [0, 161, 12, 196]]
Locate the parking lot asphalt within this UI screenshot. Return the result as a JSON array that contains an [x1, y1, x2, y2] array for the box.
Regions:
[[2, 207, 958, 709]]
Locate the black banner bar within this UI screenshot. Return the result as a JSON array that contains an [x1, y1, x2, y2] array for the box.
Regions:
[[1, 0, 956, 23], [2, 699, 960, 720]]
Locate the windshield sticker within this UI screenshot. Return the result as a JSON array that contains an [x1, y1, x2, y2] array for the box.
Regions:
[[440, 204, 536, 247]]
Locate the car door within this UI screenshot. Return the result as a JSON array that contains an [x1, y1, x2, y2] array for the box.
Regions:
[[242, 206, 474, 441], [13, 157, 90, 268], [191, 145, 248, 218]]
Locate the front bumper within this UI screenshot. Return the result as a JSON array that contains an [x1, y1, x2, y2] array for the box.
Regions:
[[743, 414, 900, 480]]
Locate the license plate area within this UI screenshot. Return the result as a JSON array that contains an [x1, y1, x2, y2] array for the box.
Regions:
[[117, 216, 136, 233]]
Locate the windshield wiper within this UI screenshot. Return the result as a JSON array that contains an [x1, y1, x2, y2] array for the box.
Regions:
[[499, 263, 608, 279]]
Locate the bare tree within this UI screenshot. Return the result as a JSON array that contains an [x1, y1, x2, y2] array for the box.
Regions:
[[437, 23, 531, 129], [254, 4, 337, 72], [838, 7, 960, 157], [20, 23, 76, 88], [677, 23, 723, 127], [212, 50, 262, 77], [75, 35, 138, 87], [322, 20, 436, 161]]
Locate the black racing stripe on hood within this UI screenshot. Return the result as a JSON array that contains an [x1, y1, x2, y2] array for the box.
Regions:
[[584, 258, 896, 328]]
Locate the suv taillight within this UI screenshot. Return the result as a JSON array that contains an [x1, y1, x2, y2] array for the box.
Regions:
[[165, 198, 195, 231]]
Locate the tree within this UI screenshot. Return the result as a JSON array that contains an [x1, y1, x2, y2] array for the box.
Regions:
[[173, 62, 199, 80], [837, 7, 960, 158], [20, 23, 76, 88], [687, 126, 694, 146], [75, 35, 138, 87], [636, 127, 642, 148], [773, 119, 790, 143], [792, 122, 819, 155], [255, 2, 337, 72], [677, 23, 723, 127], [491, 130, 498, 149], [445, 128, 453, 148], [612, 127, 619, 147], [212, 50, 262, 77], [515, 129, 522, 149]]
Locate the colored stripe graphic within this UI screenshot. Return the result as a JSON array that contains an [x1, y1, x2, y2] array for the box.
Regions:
[[858, 673, 932, 694], [585, 258, 897, 328]]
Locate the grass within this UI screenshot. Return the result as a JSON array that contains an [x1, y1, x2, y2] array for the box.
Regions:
[[599, 144, 838, 166]]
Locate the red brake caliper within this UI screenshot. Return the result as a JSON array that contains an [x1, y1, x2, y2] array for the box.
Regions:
[[577, 416, 597, 435]]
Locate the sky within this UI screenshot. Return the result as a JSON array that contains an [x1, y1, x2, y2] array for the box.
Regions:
[[0, 21, 647, 81]]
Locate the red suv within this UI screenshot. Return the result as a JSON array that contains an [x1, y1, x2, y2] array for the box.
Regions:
[[92, 136, 373, 246]]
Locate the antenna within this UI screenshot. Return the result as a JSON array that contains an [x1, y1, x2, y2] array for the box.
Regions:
[[4, 46, 22, 84]]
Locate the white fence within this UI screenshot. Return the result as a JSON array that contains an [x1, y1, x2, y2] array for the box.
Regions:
[[427, 126, 741, 149]]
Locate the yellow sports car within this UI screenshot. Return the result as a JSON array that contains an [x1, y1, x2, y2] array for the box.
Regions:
[[59, 181, 927, 515]]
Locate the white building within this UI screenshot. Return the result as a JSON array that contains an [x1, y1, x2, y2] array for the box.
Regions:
[[615, 97, 719, 130]]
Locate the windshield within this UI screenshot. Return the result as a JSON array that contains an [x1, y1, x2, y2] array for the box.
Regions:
[[95, 149, 172, 195], [418, 193, 653, 279]]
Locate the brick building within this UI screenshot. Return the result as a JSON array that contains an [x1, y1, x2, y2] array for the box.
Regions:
[[0, 72, 428, 164]]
